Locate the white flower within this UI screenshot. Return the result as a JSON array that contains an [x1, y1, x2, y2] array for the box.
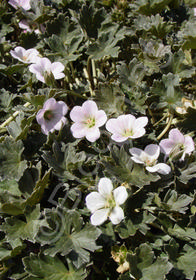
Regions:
[[8, 0, 31, 10], [70, 100, 107, 142], [10, 47, 40, 64], [106, 114, 148, 142], [29, 57, 65, 84], [129, 144, 171, 175], [86, 178, 128, 226], [19, 20, 41, 34], [159, 128, 195, 161], [36, 98, 68, 135]]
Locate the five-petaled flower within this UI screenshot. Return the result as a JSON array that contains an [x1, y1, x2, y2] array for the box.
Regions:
[[36, 98, 68, 135], [29, 57, 65, 84], [129, 144, 171, 175], [8, 0, 31, 10], [70, 100, 107, 142], [10, 47, 39, 64], [106, 114, 148, 142], [159, 128, 195, 161], [86, 178, 128, 226]]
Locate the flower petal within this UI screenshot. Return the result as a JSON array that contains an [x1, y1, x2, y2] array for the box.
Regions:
[[70, 106, 86, 122], [113, 186, 128, 205], [70, 123, 88, 138], [144, 144, 160, 160], [86, 127, 100, 142], [90, 208, 109, 226], [98, 177, 113, 197], [159, 139, 175, 156], [169, 128, 184, 144], [86, 192, 106, 212], [109, 206, 124, 225], [82, 100, 98, 116], [184, 136, 195, 155], [95, 110, 107, 127], [146, 163, 171, 175]]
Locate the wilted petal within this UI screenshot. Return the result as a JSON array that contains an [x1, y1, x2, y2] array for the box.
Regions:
[[146, 163, 171, 175], [90, 208, 109, 226], [113, 186, 128, 205], [109, 206, 124, 225], [98, 177, 113, 197], [86, 192, 106, 212]]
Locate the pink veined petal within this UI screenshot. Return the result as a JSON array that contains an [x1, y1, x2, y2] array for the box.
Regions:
[[51, 62, 65, 74], [90, 208, 109, 226], [53, 72, 65, 80], [144, 144, 160, 160], [53, 117, 67, 131], [36, 109, 45, 125], [98, 177, 113, 197], [168, 128, 184, 144], [184, 136, 195, 155], [109, 206, 124, 225], [56, 101, 68, 115], [113, 186, 128, 205], [111, 134, 128, 143], [146, 163, 171, 175], [29, 63, 42, 75], [159, 139, 175, 156], [131, 127, 146, 139], [20, 0, 31, 10], [43, 98, 56, 110], [70, 106, 86, 122], [95, 110, 107, 127], [106, 119, 123, 135], [129, 147, 143, 158], [131, 156, 145, 164], [86, 192, 106, 213], [85, 127, 100, 142], [134, 116, 148, 129], [82, 100, 98, 116], [70, 122, 88, 138], [118, 115, 135, 132]]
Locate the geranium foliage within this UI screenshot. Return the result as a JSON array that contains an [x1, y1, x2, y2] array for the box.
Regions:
[[0, 0, 196, 279]]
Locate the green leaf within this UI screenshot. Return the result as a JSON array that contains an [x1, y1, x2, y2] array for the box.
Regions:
[[94, 83, 125, 117], [1, 205, 43, 242], [162, 189, 193, 214], [23, 254, 87, 280], [178, 161, 196, 184], [87, 29, 121, 59], [127, 243, 172, 279], [36, 208, 101, 268], [177, 244, 196, 280], [134, 0, 172, 15], [168, 225, 196, 241], [0, 136, 27, 180], [79, 3, 106, 39]]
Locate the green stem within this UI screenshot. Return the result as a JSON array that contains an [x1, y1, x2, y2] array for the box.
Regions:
[[157, 114, 173, 141]]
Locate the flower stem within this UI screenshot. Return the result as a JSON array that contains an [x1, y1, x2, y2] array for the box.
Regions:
[[157, 114, 173, 140], [0, 102, 31, 129]]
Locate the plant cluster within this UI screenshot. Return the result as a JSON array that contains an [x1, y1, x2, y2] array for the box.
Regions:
[[0, 0, 196, 279]]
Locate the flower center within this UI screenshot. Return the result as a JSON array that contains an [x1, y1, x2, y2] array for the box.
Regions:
[[85, 117, 96, 128], [44, 110, 54, 121], [105, 194, 116, 209], [123, 128, 133, 137]]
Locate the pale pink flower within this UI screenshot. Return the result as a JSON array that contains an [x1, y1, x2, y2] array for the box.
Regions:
[[8, 0, 31, 10], [10, 46, 39, 64], [159, 128, 195, 161], [86, 178, 128, 226], [19, 20, 40, 34], [36, 98, 68, 135], [70, 100, 107, 142], [106, 114, 148, 142], [194, 8, 196, 16], [129, 144, 171, 175], [29, 57, 65, 83]]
